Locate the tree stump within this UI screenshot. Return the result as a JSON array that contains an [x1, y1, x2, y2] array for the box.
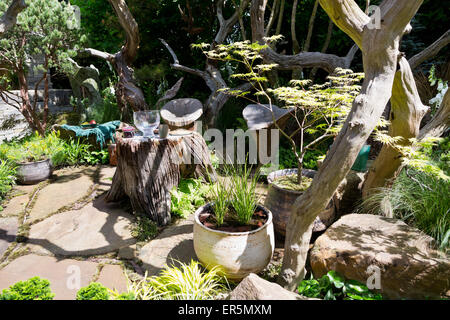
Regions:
[[106, 132, 215, 226]]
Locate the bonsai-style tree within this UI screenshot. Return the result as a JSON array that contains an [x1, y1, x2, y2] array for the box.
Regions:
[[0, 0, 85, 136], [194, 39, 363, 185]]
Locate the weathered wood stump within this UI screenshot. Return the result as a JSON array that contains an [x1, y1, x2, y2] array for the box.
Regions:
[[106, 132, 215, 226]]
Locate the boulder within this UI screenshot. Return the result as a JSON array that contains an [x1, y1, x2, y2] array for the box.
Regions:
[[227, 273, 311, 300], [310, 214, 450, 300]]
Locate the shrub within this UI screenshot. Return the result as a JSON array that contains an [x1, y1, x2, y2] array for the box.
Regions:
[[298, 271, 382, 300], [0, 277, 55, 300], [170, 178, 211, 218], [76, 282, 110, 300]]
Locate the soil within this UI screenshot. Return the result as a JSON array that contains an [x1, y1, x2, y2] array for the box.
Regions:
[[199, 206, 268, 233], [272, 174, 312, 192]]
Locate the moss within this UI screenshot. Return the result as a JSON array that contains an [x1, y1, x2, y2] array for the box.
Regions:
[[273, 174, 313, 192]]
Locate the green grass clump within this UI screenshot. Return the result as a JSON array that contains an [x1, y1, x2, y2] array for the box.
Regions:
[[0, 160, 16, 210], [131, 215, 159, 242], [126, 260, 228, 300], [361, 137, 450, 251]]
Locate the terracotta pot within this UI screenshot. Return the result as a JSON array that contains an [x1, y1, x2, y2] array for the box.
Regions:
[[16, 159, 52, 185], [193, 203, 275, 281], [264, 168, 336, 236]]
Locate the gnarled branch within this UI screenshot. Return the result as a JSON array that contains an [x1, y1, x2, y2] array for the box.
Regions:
[[0, 0, 26, 36], [409, 29, 450, 70]]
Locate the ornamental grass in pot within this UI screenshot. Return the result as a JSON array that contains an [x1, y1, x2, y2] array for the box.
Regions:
[[193, 165, 274, 281], [0, 132, 66, 184]]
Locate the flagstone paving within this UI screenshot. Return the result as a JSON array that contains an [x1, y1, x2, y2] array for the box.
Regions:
[[96, 264, 128, 293], [28, 168, 97, 222], [0, 194, 29, 217], [0, 165, 274, 299], [139, 214, 197, 276], [0, 254, 99, 300], [27, 195, 136, 256], [0, 217, 18, 257]]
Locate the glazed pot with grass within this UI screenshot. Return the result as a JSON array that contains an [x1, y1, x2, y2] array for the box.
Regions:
[[193, 202, 275, 281], [265, 168, 336, 236]]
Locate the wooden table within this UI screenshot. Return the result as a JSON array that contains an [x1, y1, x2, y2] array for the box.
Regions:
[[106, 132, 215, 226]]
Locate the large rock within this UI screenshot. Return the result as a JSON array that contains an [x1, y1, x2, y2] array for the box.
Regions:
[[227, 273, 310, 300], [27, 196, 136, 256], [310, 214, 450, 300]]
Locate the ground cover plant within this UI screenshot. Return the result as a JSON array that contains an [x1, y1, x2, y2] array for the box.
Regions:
[[298, 270, 383, 300], [0, 277, 55, 300]]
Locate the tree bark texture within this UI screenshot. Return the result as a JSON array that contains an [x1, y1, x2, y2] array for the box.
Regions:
[[362, 56, 429, 196], [0, 0, 26, 36], [106, 133, 215, 226], [85, 0, 147, 119], [277, 0, 424, 290]]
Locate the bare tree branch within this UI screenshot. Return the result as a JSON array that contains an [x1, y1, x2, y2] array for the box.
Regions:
[[0, 0, 26, 36], [409, 29, 450, 70]]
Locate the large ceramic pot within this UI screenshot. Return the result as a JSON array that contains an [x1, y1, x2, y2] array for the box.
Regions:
[[16, 159, 52, 185], [264, 168, 336, 236], [193, 203, 275, 281]]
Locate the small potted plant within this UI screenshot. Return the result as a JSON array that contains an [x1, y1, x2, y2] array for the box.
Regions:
[[193, 165, 274, 281], [194, 40, 364, 236], [0, 132, 64, 184]]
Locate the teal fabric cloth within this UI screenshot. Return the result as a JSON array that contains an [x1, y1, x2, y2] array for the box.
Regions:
[[60, 120, 120, 149]]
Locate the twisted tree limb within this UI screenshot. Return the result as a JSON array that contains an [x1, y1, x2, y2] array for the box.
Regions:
[[84, 0, 147, 117], [409, 29, 450, 70], [362, 56, 429, 196], [0, 0, 26, 36], [250, 0, 360, 74], [278, 0, 424, 290], [161, 0, 251, 126]]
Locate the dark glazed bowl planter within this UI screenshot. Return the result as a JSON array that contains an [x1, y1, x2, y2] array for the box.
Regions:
[[193, 203, 275, 281], [16, 159, 52, 185], [264, 168, 336, 237]]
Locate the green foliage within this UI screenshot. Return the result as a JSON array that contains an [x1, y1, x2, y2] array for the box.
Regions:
[[428, 65, 448, 115], [170, 178, 211, 218], [86, 82, 122, 124], [195, 39, 362, 182], [0, 132, 110, 168], [298, 271, 382, 300], [131, 215, 158, 242], [76, 282, 110, 300], [127, 260, 227, 300], [0, 277, 55, 300], [0, 160, 16, 210], [0, 131, 66, 164], [228, 164, 260, 225], [209, 177, 230, 227]]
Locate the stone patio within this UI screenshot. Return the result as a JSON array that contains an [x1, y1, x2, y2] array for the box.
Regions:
[[0, 165, 279, 299]]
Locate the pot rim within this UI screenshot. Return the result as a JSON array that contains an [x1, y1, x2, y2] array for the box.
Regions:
[[267, 168, 316, 194], [194, 202, 273, 236], [17, 158, 51, 166]]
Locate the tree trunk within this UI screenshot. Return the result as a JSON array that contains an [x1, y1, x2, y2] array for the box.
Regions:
[[363, 56, 429, 196], [277, 0, 424, 290], [106, 132, 215, 226], [0, 0, 26, 36], [85, 0, 147, 121]]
